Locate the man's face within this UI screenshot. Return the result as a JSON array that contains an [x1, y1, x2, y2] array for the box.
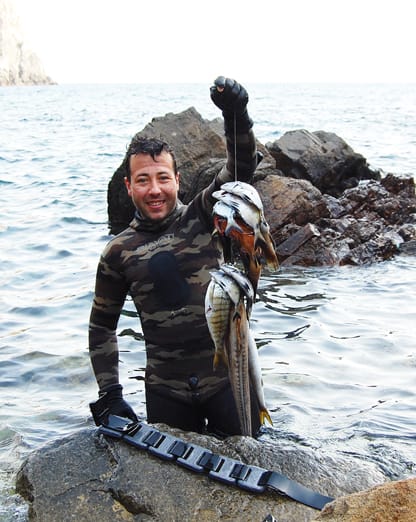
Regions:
[[124, 152, 180, 221]]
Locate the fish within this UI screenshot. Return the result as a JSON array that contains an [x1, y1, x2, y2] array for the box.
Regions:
[[218, 263, 254, 318], [213, 181, 279, 293], [205, 266, 272, 436], [248, 328, 273, 427], [214, 181, 264, 211], [205, 268, 241, 371], [226, 292, 252, 435], [206, 181, 277, 435]]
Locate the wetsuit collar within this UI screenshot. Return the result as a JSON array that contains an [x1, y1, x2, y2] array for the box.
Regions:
[[130, 201, 185, 233]]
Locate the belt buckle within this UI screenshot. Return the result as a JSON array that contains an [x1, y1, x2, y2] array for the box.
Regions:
[[98, 414, 137, 439]]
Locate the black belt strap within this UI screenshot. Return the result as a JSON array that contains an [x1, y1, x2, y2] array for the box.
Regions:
[[97, 415, 334, 511]]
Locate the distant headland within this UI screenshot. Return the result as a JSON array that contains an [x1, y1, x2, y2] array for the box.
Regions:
[[0, 0, 55, 86]]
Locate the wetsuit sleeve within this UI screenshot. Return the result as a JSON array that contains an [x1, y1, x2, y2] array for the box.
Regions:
[[196, 121, 257, 228], [220, 126, 258, 183], [88, 255, 129, 391], [209, 76, 258, 185]]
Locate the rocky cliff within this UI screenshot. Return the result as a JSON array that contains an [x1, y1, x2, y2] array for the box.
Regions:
[[0, 0, 54, 85]]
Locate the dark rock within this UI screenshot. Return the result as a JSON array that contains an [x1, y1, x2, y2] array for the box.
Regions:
[[16, 423, 387, 522], [399, 239, 416, 255], [107, 157, 133, 236], [254, 175, 329, 235], [339, 176, 416, 225], [107, 107, 272, 234], [275, 223, 321, 257], [266, 129, 381, 197]]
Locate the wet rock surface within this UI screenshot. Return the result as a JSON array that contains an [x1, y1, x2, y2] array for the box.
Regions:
[[16, 422, 388, 522]]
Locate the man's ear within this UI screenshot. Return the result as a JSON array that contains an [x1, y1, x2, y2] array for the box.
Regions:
[[124, 177, 132, 197]]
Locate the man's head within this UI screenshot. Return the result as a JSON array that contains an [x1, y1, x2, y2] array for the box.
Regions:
[[124, 136, 180, 222]]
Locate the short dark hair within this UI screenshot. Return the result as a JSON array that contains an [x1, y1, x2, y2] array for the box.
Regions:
[[125, 135, 178, 180]]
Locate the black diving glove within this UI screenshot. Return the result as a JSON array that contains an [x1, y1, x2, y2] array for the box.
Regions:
[[90, 384, 138, 426], [210, 76, 253, 135]]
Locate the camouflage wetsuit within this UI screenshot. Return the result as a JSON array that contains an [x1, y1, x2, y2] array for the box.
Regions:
[[89, 129, 260, 436]]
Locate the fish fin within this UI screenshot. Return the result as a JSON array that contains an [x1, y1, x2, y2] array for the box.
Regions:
[[262, 242, 279, 271], [213, 351, 228, 370], [260, 408, 273, 426], [257, 227, 279, 271]]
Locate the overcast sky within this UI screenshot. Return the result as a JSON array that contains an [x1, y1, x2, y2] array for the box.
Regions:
[[13, 0, 416, 84]]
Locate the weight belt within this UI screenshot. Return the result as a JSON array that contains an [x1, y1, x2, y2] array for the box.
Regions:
[[97, 415, 334, 510]]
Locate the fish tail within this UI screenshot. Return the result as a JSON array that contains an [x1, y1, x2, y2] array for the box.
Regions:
[[260, 408, 273, 426]]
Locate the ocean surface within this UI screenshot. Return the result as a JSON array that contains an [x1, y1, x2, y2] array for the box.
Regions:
[[1, 83, 415, 519]]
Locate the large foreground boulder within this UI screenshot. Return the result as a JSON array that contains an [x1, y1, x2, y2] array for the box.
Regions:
[[16, 422, 388, 522]]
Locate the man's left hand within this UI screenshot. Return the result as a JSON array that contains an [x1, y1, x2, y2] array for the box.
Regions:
[[210, 76, 249, 116]]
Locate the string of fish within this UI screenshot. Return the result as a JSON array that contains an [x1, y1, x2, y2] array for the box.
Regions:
[[204, 104, 279, 436]]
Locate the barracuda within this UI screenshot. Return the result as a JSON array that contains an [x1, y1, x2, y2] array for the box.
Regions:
[[205, 266, 272, 436]]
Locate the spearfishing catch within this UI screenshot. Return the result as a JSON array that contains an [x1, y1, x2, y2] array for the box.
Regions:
[[205, 265, 272, 436], [212, 181, 279, 293], [206, 180, 278, 436]]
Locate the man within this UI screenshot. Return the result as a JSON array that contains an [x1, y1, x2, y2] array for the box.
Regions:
[[89, 77, 261, 437]]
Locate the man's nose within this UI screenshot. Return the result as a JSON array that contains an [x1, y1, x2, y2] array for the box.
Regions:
[[149, 179, 161, 194]]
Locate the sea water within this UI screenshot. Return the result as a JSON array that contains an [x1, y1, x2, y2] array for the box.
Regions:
[[1, 83, 415, 519]]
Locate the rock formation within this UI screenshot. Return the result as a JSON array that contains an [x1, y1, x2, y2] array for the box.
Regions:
[[0, 0, 54, 85], [107, 107, 416, 266], [266, 129, 381, 197], [312, 477, 416, 522], [16, 421, 390, 522]]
